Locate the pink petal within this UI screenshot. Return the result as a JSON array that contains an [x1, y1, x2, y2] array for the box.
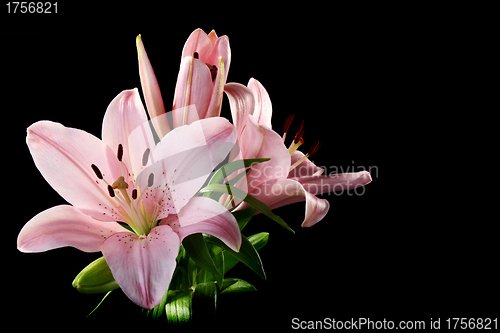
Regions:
[[181, 28, 213, 62], [238, 178, 330, 228], [101, 89, 156, 179], [301, 190, 330, 227], [101, 225, 180, 310], [18, 205, 126, 253], [207, 29, 218, 45], [26, 121, 121, 221], [137, 117, 237, 216], [292, 171, 372, 195], [161, 197, 241, 252], [248, 78, 273, 129], [206, 36, 231, 82], [205, 56, 225, 119], [224, 82, 255, 136], [288, 150, 325, 178], [136, 35, 170, 138], [240, 116, 291, 191], [172, 56, 213, 128]]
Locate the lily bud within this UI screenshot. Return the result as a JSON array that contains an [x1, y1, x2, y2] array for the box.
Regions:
[[172, 28, 230, 128], [72, 256, 119, 294]]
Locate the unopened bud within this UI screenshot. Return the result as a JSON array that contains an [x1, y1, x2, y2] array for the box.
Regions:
[[72, 257, 119, 294]]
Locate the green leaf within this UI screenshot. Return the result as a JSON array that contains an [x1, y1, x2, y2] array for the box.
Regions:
[[208, 158, 271, 185], [232, 207, 257, 231], [205, 233, 266, 280], [224, 232, 269, 273], [192, 281, 218, 313], [220, 278, 257, 295], [182, 233, 223, 286], [247, 232, 270, 250], [146, 288, 169, 319], [86, 290, 113, 317], [165, 289, 193, 324], [199, 184, 294, 234]]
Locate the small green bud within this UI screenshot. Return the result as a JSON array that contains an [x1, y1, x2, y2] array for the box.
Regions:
[[73, 256, 119, 294]]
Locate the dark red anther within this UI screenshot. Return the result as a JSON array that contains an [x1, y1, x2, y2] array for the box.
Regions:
[[294, 129, 304, 144], [295, 120, 304, 136], [107, 185, 115, 197], [293, 120, 304, 143], [307, 141, 321, 158], [91, 164, 103, 180], [142, 148, 150, 166], [132, 189, 137, 200], [283, 114, 294, 133], [117, 144, 123, 162], [148, 173, 154, 187], [193, 52, 199, 59], [205, 63, 217, 81]]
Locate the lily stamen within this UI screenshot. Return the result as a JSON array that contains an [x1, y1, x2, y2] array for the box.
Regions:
[[117, 144, 124, 162], [282, 114, 294, 142], [288, 129, 304, 155], [90, 163, 156, 236], [289, 141, 321, 171], [91, 164, 103, 180], [107, 185, 115, 197]]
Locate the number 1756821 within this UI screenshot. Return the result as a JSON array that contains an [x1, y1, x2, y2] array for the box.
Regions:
[[6, 2, 57, 13]]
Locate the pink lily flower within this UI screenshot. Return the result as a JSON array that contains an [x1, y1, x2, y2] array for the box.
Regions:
[[224, 79, 372, 227], [137, 28, 230, 138], [17, 89, 240, 309]]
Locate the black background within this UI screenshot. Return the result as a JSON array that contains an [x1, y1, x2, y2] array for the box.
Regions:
[[2, 3, 497, 330]]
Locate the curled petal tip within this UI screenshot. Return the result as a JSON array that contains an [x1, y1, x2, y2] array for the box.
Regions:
[[361, 171, 372, 185]]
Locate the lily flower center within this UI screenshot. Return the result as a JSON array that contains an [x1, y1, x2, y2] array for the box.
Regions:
[[90, 144, 161, 236]]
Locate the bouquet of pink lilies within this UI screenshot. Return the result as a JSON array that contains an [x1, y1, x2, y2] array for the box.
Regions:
[[17, 29, 371, 321]]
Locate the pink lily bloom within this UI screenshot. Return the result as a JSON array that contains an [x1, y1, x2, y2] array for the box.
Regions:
[[137, 28, 230, 138], [17, 89, 240, 309], [224, 79, 372, 227]]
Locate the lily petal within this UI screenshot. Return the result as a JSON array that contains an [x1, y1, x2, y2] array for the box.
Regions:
[[224, 82, 255, 136], [137, 35, 170, 138], [137, 117, 236, 216], [161, 197, 241, 252], [26, 121, 121, 221], [206, 36, 231, 82], [101, 225, 180, 310], [102, 89, 156, 179], [248, 78, 272, 129], [288, 150, 325, 178], [207, 29, 218, 44], [181, 28, 213, 63], [205, 56, 225, 119], [240, 116, 291, 191], [239, 178, 330, 228], [292, 171, 372, 196], [172, 56, 213, 128], [18, 205, 126, 253]]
